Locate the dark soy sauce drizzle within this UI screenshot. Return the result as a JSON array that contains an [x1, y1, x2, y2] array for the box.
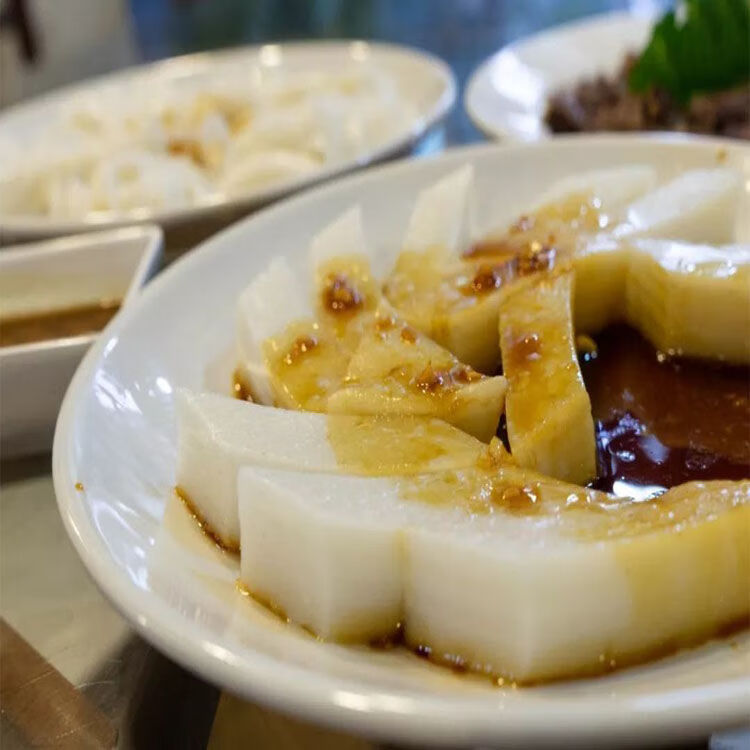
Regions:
[[580, 326, 750, 499]]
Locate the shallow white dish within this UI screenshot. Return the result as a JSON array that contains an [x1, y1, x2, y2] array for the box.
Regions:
[[0, 41, 455, 241], [53, 137, 750, 748], [465, 11, 653, 142], [1, 226, 162, 457]]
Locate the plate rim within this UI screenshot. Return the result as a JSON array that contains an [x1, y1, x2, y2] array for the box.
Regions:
[[1, 39, 456, 239], [53, 135, 750, 747], [464, 9, 653, 142]]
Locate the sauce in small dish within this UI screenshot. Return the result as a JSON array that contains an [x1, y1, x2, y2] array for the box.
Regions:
[[0, 225, 162, 458], [0, 300, 120, 348]]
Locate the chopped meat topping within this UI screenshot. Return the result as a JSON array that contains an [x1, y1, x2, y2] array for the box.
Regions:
[[510, 214, 535, 234], [283, 336, 318, 365], [491, 484, 540, 515], [465, 238, 520, 259], [167, 138, 208, 168], [464, 264, 512, 295], [545, 54, 749, 140], [462, 242, 556, 295], [504, 332, 542, 371], [518, 244, 556, 275], [400, 326, 417, 344], [323, 274, 363, 313], [413, 364, 482, 393]]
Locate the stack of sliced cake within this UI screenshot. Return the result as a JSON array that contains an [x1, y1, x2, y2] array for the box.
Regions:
[[176, 162, 749, 683]]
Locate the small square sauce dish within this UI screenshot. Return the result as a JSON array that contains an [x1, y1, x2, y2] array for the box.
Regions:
[[1, 226, 163, 457]]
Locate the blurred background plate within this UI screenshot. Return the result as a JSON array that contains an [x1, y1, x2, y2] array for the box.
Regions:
[[0, 40, 455, 241], [465, 10, 653, 142], [53, 136, 750, 749]]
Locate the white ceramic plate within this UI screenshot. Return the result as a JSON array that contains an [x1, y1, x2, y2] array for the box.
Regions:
[[0, 226, 162, 457], [54, 136, 750, 748], [0, 41, 455, 240], [465, 11, 653, 142]]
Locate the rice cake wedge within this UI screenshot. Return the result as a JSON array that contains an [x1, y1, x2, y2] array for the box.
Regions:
[[498, 271, 596, 484], [401, 164, 475, 259], [236, 206, 379, 410], [309, 205, 381, 331], [386, 167, 655, 372], [403, 474, 750, 683], [572, 236, 632, 333], [327, 303, 507, 441], [176, 389, 484, 549], [385, 252, 514, 374], [383, 165, 478, 349], [617, 168, 741, 244], [236, 257, 309, 406], [238, 468, 406, 641], [524, 165, 657, 222], [237, 463, 750, 682], [625, 239, 750, 364]]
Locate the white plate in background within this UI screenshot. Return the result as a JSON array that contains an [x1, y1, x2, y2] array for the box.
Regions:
[[1, 226, 162, 456], [0, 41, 455, 240], [53, 137, 749, 748], [465, 11, 653, 142]]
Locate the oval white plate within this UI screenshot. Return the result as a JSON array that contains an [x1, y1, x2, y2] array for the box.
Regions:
[[54, 136, 750, 748], [0, 41, 455, 240], [465, 11, 653, 142]]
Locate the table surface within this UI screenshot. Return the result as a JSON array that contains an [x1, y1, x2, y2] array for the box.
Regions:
[[2, 1, 747, 748]]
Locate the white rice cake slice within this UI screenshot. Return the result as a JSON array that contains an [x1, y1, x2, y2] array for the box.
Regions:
[[626, 239, 750, 363], [327, 302, 507, 442], [236, 206, 380, 410], [238, 464, 750, 682], [498, 272, 596, 484], [309, 205, 373, 279], [236, 256, 308, 405], [618, 168, 741, 244], [401, 165, 475, 258], [175, 389, 484, 548], [386, 166, 656, 370], [238, 468, 407, 640], [527, 164, 657, 226], [308, 204, 382, 331], [572, 236, 632, 332]]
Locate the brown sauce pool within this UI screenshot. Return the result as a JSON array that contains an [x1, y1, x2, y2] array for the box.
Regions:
[[0, 300, 120, 347], [580, 325, 750, 498]]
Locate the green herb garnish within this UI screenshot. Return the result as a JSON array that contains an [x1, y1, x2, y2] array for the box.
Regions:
[[629, 0, 750, 104]]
